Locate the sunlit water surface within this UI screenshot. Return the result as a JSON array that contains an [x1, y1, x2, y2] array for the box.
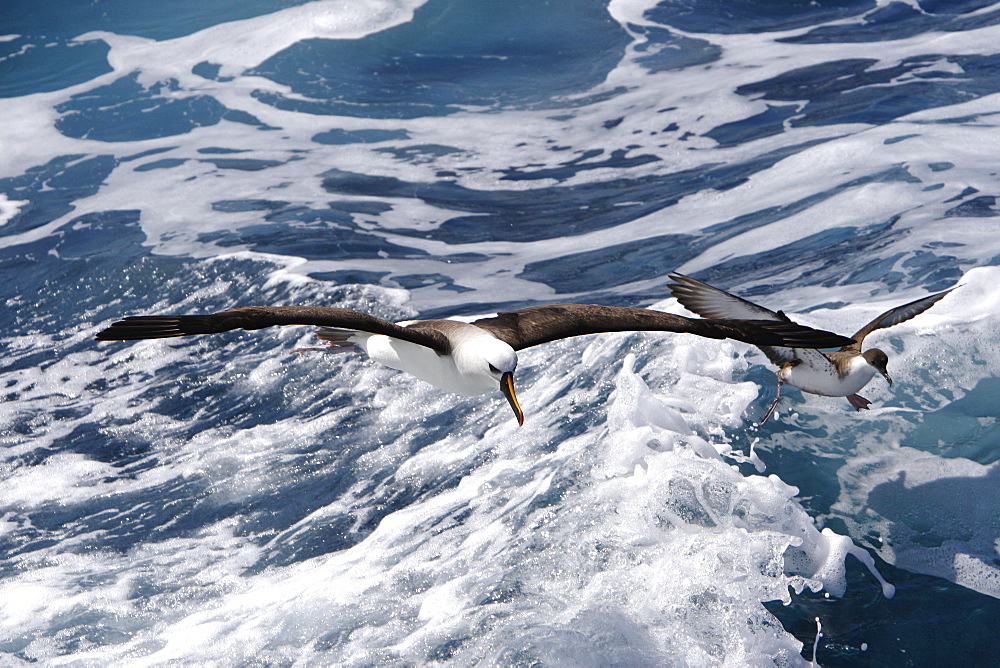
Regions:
[[2, 0, 1000, 664]]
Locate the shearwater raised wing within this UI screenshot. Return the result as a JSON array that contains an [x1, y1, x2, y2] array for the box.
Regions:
[[668, 273, 955, 423], [96, 301, 855, 425]]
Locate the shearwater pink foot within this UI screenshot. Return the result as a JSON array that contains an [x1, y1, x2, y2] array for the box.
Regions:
[[847, 394, 872, 411]]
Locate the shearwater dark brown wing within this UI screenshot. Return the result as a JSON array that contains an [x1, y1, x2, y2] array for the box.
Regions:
[[668, 272, 831, 366], [471, 303, 854, 351], [668, 273, 787, 321], [95, 306, 452, 354], [843, 288, 956, 352]]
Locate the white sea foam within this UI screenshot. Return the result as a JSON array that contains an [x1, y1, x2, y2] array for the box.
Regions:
[[5, 297, 897, 664], [1, 0, 997, 662], [0, 194, 28, 227], [80, 0, 428, 84], [6, 252, 937, 663], [817, 267, 1000, 598], [4, 0, 997, 309]]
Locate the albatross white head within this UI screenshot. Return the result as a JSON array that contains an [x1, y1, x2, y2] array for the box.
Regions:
[[452, 333, 523, 426]]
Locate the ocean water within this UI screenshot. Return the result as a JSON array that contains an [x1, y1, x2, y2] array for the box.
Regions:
[[1, 0, 999, 664]]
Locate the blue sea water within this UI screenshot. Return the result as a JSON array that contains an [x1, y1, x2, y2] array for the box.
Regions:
[[2, 0, 1000, 664]]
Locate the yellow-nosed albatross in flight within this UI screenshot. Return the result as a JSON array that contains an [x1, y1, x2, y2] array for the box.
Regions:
[[668, 273, 955, 423], [95, 301, 855, 425]]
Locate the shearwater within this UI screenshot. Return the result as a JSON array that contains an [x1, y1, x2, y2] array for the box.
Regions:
[[668, 273, 955, 423]]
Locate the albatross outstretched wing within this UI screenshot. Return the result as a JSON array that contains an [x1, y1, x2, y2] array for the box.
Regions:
[[95, 306, 452, 354], [472, 303, 853, 351]]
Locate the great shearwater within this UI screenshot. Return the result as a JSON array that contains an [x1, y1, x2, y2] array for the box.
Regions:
[[96, 302, 854, 425], [668, 273, 955, 423]]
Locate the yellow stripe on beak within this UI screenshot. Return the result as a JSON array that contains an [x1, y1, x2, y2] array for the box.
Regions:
[[500, 371, 524, 426]]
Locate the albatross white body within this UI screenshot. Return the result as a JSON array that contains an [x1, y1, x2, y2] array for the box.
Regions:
[[355, 324, 517, 397]]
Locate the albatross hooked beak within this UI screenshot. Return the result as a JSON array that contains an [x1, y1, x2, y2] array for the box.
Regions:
[[880, 369, 893, 386], [500, 371, 524, 426]]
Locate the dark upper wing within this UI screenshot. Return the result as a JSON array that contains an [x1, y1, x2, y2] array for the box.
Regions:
[[844, 287, 956, 352], [472, 303, 854, 351], [668, 272, 812, 366], [95, 306, 452, 354], [668, 273, 786, 321]]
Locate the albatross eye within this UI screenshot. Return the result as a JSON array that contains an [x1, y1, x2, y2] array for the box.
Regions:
[[488, 363, 501, 374]]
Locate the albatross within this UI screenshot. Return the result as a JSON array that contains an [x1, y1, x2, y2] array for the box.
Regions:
[[668, 273, 955, 423], [95, 302, 855, 425]]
